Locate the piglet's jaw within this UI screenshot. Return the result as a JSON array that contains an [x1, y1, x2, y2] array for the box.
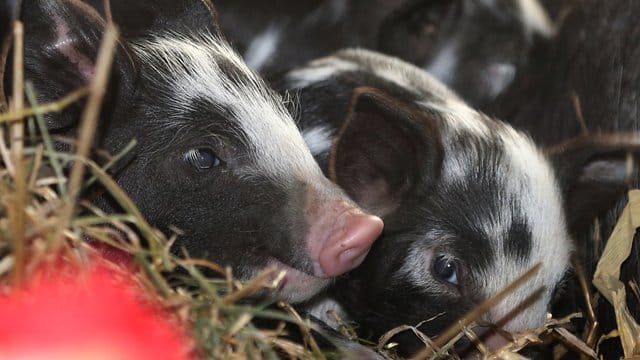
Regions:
[[305, 189, 384, 278]]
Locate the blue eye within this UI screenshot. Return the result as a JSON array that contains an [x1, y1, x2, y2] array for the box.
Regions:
[[433, 255, 459, 286], [184, 148, 222, 170]]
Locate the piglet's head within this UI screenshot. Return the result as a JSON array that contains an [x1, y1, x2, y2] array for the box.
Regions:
[[10, 0, 382, 303], [303, 82, 572, 355], [332, 88, 640, 357]]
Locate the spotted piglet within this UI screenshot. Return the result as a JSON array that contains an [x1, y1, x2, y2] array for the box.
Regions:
[[275, 49, 640, 356]]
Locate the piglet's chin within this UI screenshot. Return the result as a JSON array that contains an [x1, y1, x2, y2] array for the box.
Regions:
[[267, 260, 331, 303]]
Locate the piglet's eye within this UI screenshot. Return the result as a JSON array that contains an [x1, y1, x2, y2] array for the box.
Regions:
[[432, 255, 459, 286], [184, 148, 222, 170]]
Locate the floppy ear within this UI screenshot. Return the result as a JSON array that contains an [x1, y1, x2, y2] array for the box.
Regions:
[[328, 87, 443, 217], [0, 0, 19, 109], [17, 0, 132, 130], [85, 0, 220, 39], [547, 134, 640, 234]]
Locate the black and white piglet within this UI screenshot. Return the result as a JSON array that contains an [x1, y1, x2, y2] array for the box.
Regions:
[[2, 0, 383, 303], [216, 0, 554, 107], [275, 49, 639, 355]]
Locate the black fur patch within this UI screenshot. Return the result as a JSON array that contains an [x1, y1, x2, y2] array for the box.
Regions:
[[504, 217, 533, 262]]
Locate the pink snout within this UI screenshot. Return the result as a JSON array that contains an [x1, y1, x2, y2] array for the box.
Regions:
[[307, 197, 384, 278], [460, 330, 512, 360]]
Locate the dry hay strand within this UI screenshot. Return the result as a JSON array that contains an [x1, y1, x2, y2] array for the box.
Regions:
[[592, 190, 640, 358]]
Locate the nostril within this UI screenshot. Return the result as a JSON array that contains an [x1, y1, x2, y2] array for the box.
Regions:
[[317, 213, 383, 277]]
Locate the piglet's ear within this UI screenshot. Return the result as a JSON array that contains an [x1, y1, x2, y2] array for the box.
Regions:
[[0, 0, 19, 109], [329, 87, 443, 217], [548, 134, 640, 234], [86, 0, 220, 40], [17, 0, 129, 130]]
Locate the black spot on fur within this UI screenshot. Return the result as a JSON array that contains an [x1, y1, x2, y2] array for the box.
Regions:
[[504, 218, 532, 262]]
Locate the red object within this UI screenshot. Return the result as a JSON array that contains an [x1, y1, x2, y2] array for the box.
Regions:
[[0, 264, 191, 360]]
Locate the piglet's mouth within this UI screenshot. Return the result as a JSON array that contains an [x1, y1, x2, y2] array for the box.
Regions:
[[266, 259, 330, 303]]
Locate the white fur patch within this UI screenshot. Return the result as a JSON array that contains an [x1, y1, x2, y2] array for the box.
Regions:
[[286, 48, 465, 105], [515, 0, 556, 37], [285, 57, 359, 88], [419, 99, 491, 138], [302, 125, 334, 156], [244, 24, 282, 71], [425, 41, 459, 84], [483, 62, 517, 99], [132, 33, 323, 184], [338, 49, 464, 102], [477, 0, 555, 37]]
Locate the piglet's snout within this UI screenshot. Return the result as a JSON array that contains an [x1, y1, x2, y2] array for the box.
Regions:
[[306, 192, 383, 278], [459, 327, 512, 359]]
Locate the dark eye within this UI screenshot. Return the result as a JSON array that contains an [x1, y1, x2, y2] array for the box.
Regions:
[[184, 148, 222, 170], [432, 255, 459, 286]]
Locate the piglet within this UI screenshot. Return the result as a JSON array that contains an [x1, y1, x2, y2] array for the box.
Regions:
[[2, 0, 383, 303], [275, 49, 640, 356]]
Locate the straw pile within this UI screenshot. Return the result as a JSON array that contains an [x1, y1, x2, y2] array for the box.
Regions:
[[0, 13, 638, 360]]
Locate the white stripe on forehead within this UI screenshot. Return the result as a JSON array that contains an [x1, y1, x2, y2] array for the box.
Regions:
[[132, 33, 322, 183]]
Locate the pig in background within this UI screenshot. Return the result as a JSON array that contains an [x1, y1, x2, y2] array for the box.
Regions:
[[216, 0, 554, 107], [487, 0, 640, 357], [2, 0, 383, 304]]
